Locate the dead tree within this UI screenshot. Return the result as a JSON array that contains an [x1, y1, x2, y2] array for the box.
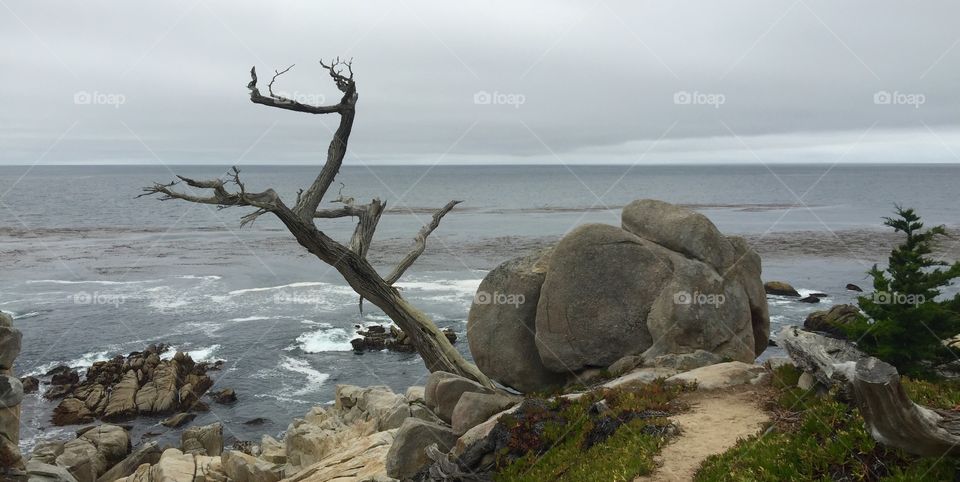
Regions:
[[141, 59, 493, 388], [778, 326, 960, 457]]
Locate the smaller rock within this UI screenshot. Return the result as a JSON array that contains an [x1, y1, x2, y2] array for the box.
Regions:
[[96, 441, 161, 482], [242, 417, 270, 426], [602, 367, 679, 390], [764, 281, 800, 297], [649, 350, 724, 372], [181, 422, 222, 456], [24, 460, 78, 482], [607, 355, 644, 377], [808, 293, 828, 298], [405, 386, 425, 404], [441, 328, 457, 344], [0, 375, 24, 408], [385, 418, 458, 480], [47, 367, 80, 387], [666, 361, 768, 390], [19, 376, 39, 394], [52, 398, 94, 426], [259, 435, 286, 464], [452, 392, 517, 435], [803, 304, 860, 337], [797, 295, 821, 303], [797, 372, 816, 391], [29, 441, 66, 465], [209, 388, 237, 405], [0, 325, 22, 370], [160, 412, 196, 428], [428, 373, 495, 423], [221, 450, 282, 482], [846, 283, 863, 292]]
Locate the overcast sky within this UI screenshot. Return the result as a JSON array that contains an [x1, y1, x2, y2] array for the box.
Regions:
[[3, 0, 960, 165]]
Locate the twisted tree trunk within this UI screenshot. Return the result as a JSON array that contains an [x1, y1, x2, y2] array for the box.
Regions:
[[778, 326, 960, 457], [142, 59, 493, 388]]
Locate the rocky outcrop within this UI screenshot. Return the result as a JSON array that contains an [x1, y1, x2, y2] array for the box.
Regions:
[[54, 424, 130, 482], [49, 346, 221, 426], [351, 324, 457, 353], [803, 304, 860, 337], [764, 281, 800, 297], [468, 200, 770, 391], [0, 311, 25, 474], [114, 448, 225, 482], [424, 371, 496, 424]]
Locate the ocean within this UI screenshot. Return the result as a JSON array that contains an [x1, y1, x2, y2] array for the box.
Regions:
[[1, 163, 958, 452]]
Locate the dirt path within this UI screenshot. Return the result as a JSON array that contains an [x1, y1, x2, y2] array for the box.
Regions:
[[636, 387, 770, 481]]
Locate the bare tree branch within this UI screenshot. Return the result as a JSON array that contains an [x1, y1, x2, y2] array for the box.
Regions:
[[141, 59, 494, 388], [386, 200, 462, 285]]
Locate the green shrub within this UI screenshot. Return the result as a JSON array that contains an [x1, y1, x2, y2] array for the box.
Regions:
[[495, 381, 692, 482], [841, 207, 960, 378]]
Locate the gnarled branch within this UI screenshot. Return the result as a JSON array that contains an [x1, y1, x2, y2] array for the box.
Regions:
[[386, 200, 462, 285]]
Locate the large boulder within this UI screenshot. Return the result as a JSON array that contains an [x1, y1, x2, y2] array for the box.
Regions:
[[0, 325, 22, 370], [535, 224, 671, 372], [385, 418, 458, 480], [467, 249, 568, 393], [764, 281, 800, 297], [466, 200, 770, 392], [114, 448, 223, 482], [621, 199, 735, 269]]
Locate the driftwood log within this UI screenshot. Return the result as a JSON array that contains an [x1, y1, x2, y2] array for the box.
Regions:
[[140, 58, 493, 388], [778, 326, 960, 458]]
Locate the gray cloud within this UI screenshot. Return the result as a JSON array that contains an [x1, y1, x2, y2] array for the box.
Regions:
[[2, 0, 959, 165]]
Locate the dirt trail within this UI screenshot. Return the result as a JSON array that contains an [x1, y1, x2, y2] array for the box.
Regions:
[[636, 387, 770, 481]]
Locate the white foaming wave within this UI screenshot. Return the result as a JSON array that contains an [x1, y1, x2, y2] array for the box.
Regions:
[[296, 326, 356, 353], [395, 279, 482, 297], [12, 311, 40, 320], [29, 350, 113, 376], [797, 288, 828, 298], [160, 344, 222, 363], [26, 279, 161, 285], [228, 282, 331, 296], [279, 356, 330, 396], [227, 315, 294, 322], [178, 275, 223, 281]]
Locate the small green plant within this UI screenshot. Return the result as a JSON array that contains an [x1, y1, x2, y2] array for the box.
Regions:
[[842, 206, 960, 378], [495, 381, 693, 482]]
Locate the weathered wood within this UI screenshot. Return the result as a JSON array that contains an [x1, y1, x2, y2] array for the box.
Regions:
[[851, 357, 960, 457], [142, 58, 493, 389], [777, 325, 865, 388], [778, 326, 960, 458]]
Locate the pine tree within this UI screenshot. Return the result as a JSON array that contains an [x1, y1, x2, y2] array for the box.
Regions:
[[842, 207, 960, 378]]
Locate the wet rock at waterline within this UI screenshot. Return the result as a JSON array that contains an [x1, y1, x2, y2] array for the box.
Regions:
[[351, 323, 457, 352]]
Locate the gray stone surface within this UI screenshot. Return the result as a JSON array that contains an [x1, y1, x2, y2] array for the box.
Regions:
[[467, 248, 568, 393], [385, 418, 458, 480]]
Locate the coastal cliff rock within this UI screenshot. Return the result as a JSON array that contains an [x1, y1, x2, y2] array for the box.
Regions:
[[467, 200, 770, 391], [0, 311, 25, 474], [48, 346, 223, 426]]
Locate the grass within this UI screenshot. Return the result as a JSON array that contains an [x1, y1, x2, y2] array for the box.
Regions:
[[694, 365, 960, 481], [494, 379, 693, 482]]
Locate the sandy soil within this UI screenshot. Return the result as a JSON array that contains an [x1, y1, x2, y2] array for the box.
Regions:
[[636, 387, 770, 482]]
